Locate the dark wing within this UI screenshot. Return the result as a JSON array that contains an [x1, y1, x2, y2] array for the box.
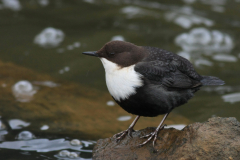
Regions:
[[134, 59, 202, 89]]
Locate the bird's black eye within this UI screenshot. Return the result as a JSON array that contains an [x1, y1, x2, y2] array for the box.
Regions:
[[110, 52, 115, 55]]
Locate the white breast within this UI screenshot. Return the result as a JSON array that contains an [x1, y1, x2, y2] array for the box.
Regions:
[[100, 58, 143, 101]]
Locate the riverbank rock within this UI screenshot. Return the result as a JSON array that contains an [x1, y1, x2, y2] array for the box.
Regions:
[[93, 117, 240, 160]]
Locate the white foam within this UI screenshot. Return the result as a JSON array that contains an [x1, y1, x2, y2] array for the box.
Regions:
[[40, 125, 49, 130], [222, 92, 240, 104], [2, 0, 21, 11], [106, 100, 115, 106], [213, 54, 237, 62], [12, 80, 37, 102], [34, 27, 65, 48], [117, 116, 132, 121], [165, 124, 186, 130], [38, 0, 49, 6], [175, 28, 234, 53], [111, 35, 125, 41], [9, 119, 30, 129]]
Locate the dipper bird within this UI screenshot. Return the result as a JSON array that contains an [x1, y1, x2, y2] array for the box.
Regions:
[[82, 41, 224, 147]]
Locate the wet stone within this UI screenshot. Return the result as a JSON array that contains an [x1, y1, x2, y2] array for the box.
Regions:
[[93, 117, 240, 160]]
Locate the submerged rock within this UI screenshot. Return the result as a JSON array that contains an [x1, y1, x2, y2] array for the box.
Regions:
[[93, 117, 240, 160]]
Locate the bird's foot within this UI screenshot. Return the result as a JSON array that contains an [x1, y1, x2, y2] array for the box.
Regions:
[[138, 124, 167, 147], [113, 127, 135, 143]]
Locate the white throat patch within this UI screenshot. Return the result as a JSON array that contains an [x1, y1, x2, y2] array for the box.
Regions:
[[100, 58, 143, 101]]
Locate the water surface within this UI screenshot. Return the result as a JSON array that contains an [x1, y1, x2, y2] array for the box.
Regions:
[[0, 0, 240, 159]]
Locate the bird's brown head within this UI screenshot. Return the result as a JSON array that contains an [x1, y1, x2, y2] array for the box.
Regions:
[[82, 41, 148, 67]]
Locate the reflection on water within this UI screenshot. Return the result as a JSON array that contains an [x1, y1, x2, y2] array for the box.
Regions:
[[0, 118, 94, 159], [0, 0, 240, 159], [0, 138, 93, 159], [0, 139, 93, 153]]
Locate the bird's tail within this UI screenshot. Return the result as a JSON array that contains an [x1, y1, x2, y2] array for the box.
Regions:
[[200, 76, 225, 86]]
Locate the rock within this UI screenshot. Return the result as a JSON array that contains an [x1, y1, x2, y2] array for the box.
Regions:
[[93, 117, 240, 160]]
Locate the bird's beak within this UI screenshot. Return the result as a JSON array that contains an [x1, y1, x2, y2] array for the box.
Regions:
[[82, 51, 98, 57]]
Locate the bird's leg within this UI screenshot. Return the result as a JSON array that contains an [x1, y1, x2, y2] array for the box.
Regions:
[[139, 112, 170, 147], [114, 115, 140, 142]]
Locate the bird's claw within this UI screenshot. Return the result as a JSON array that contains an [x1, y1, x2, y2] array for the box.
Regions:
[[114, 128, 135, 143], [138, 124, 167, 147]]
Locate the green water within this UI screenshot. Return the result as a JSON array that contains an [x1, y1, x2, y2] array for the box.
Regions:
[[0, 0, 240, 159]]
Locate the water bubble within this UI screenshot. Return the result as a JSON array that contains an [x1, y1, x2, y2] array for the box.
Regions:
[[17, 131, 35, 140], [34, 27, 65, 48], [70, 139, 82, 146], [73, 42, 81, 48], [59, 150, 70, 157], [67, 45, 74, 50], [59, 69, 64, 74], [64, 66, 70, 72], [40, 125, 49, 130], [117, 116, 132, 121], [12, 81, 37, 102], [106, 100, 115, 106], [69, 152, 79, 158]]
